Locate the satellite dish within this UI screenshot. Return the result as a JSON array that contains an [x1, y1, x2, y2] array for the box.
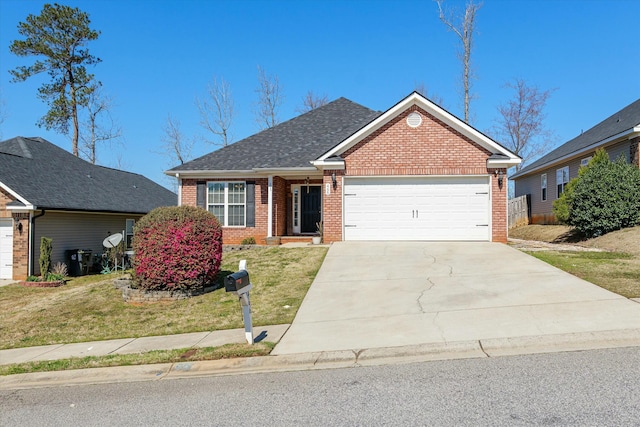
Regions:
[[103, 233, 123, 248]]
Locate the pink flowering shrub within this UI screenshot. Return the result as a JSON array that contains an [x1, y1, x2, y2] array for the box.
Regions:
[[133, 206, 223, 292]]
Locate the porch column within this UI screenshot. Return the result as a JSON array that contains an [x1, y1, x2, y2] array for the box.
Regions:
[[267, 175, 273, 237]]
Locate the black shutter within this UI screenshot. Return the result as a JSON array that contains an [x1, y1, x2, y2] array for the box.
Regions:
[[246, 181, 255, 227], [196, 181, 206, 209]]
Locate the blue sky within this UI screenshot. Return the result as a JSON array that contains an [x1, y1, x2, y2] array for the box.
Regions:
[[1, 0, 638, 189]]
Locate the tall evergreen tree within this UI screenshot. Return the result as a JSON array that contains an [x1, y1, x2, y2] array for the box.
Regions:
[[9, 3, 101, 156]]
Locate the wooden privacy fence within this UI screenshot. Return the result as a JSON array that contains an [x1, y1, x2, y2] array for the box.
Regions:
[[508, 195, 530, 229]]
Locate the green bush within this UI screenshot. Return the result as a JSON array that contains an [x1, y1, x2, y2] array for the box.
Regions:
[[133, 206, 223, 292], [241, 236, 256, 245], [39, 237, 53, 277], [558, 148, 640, 237]]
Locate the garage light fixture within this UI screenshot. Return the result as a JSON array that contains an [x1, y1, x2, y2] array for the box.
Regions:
[[495, 170, 504, 189], [331, 172, 337, 190]]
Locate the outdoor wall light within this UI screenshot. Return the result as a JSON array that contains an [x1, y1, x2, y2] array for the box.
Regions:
[[331, 172, 337, 190], [15, 219, 23, 234], [495, 169, 504, 189]]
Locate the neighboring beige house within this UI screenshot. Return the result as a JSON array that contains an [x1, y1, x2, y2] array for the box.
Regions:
[[166, 92, 521, 245], [512, 99, 640, 224], [0, 137, 177, 280]]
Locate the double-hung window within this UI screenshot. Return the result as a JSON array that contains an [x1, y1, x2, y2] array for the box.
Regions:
[[207, 182, 246, 226], [556, 167, 569, 197], [541, 174, 547, 201]]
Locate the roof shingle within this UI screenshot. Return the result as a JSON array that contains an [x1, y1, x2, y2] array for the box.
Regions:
[[168, 97, 381, 172], [0, 137, 176, 213]]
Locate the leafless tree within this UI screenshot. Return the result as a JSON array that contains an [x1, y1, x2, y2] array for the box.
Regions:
[[79, 85, 122, 164], [161, 114, 194, 165], [413, 82, 446, 107], [491, 79, 556, 171], [296, 90, 328, 114], [254, 66, 284, 129], [435, 0, 481, 123], [196, 76, 234, 147]]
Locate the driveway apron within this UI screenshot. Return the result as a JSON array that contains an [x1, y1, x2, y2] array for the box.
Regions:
[[272, 242, 640, 355]]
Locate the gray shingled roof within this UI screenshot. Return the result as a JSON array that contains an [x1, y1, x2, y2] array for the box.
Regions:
[[168, 97, 381, 172], [512, 98, 640, 178], [0, 137, 176, 213]]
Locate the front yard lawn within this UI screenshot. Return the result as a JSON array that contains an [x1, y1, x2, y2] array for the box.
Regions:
[[0, 246, 328, 350], [512, 225, 640, 299], [525, 250, 640, 299]]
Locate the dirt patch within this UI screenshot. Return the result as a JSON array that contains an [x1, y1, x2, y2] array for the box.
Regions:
[[508, 238, 602, 252], [509, 225, 640, 254]]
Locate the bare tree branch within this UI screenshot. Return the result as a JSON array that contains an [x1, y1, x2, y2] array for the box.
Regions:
[[196, 75, 234, 147], [160, 114, 194, 165], [435, 0, 481, 123], [491, 78, 556, 171], [254, 65, 284, 129], [413, 82, 446, 107], [296, 90, 328, 114], [79, 84, 122, 164]]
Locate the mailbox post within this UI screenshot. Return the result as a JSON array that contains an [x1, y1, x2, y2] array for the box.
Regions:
[[224, 260, 253, 344]]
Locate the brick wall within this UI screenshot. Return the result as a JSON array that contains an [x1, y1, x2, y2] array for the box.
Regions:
[[323, 106, 507, 242]]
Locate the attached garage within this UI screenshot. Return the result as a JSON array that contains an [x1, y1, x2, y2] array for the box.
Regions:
[[343, 176, 490, 241]]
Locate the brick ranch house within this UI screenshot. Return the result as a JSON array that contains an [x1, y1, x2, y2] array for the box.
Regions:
[[0, 137, 177, 280], [512, 98, 640, 224], [166, 92, 521, 244]]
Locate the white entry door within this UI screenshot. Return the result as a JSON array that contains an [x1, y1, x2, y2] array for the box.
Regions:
[[343, 176, 490, 241], [0, 219, 13, 279]]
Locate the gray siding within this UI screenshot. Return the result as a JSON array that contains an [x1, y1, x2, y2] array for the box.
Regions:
[[33, 212, 143, 275], [513, 139, 634, 223]]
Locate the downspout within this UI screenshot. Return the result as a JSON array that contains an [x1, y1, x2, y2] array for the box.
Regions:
[[29, 210, 45, 276]]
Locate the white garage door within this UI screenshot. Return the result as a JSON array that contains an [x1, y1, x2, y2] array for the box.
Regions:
[[343, 176, 490, 241], [0, 219, 13, 279]]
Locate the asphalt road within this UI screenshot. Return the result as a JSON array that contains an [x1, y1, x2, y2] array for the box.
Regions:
[[2, 347, 639, 426]]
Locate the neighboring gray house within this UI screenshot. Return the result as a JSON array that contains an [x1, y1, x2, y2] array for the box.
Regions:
[[512, 99, 640, 224], [0, 136, 177, 280]]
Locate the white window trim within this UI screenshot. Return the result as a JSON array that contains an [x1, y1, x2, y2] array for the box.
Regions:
[[581, 156, 592, 167], [556, 166, 569, 198], [207, 181, 247, 227], [541, 174, 547, 202]]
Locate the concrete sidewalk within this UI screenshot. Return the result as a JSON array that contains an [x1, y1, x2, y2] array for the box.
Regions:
[[0, 325, 290, 366]]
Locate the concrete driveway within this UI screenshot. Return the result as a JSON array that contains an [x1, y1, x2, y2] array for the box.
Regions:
[[273, 242, 640, 355]]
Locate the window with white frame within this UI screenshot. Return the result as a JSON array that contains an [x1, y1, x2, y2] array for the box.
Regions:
[[556, 166, 569, 197], [207, 182, 246, 226], [541, 174, 547, 201], [125, 219, 135, 249], [581, 156, 592, 167]]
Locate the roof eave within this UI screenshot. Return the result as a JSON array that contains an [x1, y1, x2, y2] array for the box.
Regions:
[[0, 181, 34, 209], [166, 167, 321, 179], [512, 127, 640, 179], [487, 158, 522, 169]]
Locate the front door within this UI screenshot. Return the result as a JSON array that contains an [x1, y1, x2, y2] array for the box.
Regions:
[[301, 186, 321, 233]]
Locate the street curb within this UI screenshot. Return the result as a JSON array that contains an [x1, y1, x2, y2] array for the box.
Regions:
[[2, 329, 640, 390]]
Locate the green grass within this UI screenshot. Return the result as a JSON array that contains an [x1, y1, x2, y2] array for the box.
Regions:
[[526, 250, 640, 298], [0, 342, 275, 376], [0, 246, 328, 350]]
